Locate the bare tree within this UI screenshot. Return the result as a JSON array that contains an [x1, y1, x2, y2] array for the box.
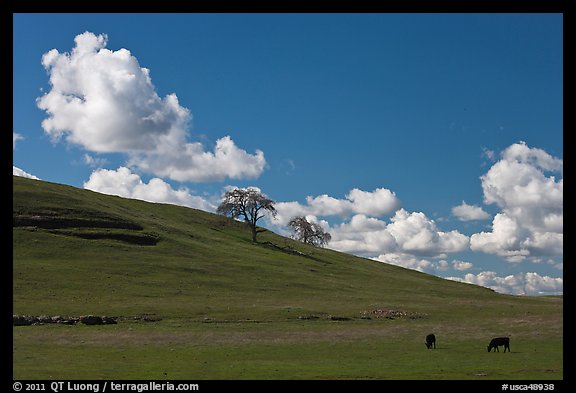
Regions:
[[288, 216, 331, 247], [216, 187, 277, 243]]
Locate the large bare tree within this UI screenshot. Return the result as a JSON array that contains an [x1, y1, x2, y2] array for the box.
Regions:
[[288, 216, 331, 247], [216, 187, 277, 243]]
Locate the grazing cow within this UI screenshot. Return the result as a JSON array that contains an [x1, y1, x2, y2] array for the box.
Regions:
[[487, 337, 510, 352], [425, 333, 436, 349]]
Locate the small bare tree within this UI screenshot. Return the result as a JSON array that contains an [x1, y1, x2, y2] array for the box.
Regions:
[[216, 187, 277, 243], [288, 216, 331, 247]]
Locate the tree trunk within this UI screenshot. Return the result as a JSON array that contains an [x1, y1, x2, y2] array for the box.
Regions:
[[251, 224, 257, 243]]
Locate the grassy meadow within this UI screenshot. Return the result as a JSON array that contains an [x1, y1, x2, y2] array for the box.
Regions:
[[12, 176, 563, 380]]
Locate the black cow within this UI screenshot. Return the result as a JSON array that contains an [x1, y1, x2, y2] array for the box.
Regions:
[[425, 333, 436, 349], [487, 337, 510, 352]]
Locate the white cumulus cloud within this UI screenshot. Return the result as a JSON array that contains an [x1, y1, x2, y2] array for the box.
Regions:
[[274, 188, 400, 225], [470, 142, 563, 262], [452, 201, 491, 221], [372, 253, 450, 274], [84, 167, 216, 211], [13, 166, 40, 180], [326, 209, 469, 258], [329, 214, 396, 255], [37, 31, 266, 182], [447, 271, 563, 296], [37, 32, 189, 153], [386, 209, 469, 256], [128, 135, 267, 182], [452, 259, 474, 271]]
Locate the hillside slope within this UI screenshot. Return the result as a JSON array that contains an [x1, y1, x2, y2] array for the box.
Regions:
[[13, 175, 508, 320], [12, 176, 563, 379]]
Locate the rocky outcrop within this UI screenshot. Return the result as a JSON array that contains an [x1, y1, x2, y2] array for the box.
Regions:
[[79, 315, 118, 325], [361, 308, 427, 320], [13, 314, 117, 326], [12, 314, 163, 326], [13, 315, 80, 326]]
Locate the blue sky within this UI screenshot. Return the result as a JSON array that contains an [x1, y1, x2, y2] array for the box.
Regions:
[[13, 13, 563, 295]]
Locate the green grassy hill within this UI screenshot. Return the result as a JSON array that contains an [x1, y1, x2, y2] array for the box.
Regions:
[[12, 176, 563, 380]]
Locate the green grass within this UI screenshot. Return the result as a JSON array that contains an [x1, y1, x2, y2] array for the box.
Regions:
[[12, 176, 563, 379], [13, 319, 562, 380]]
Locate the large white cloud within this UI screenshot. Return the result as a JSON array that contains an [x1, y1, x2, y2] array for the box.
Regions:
[[37, 32, 189, 152], [84, 167, 216, 211], [470, 142, 563, 262], [37, 31, 266, 182]]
